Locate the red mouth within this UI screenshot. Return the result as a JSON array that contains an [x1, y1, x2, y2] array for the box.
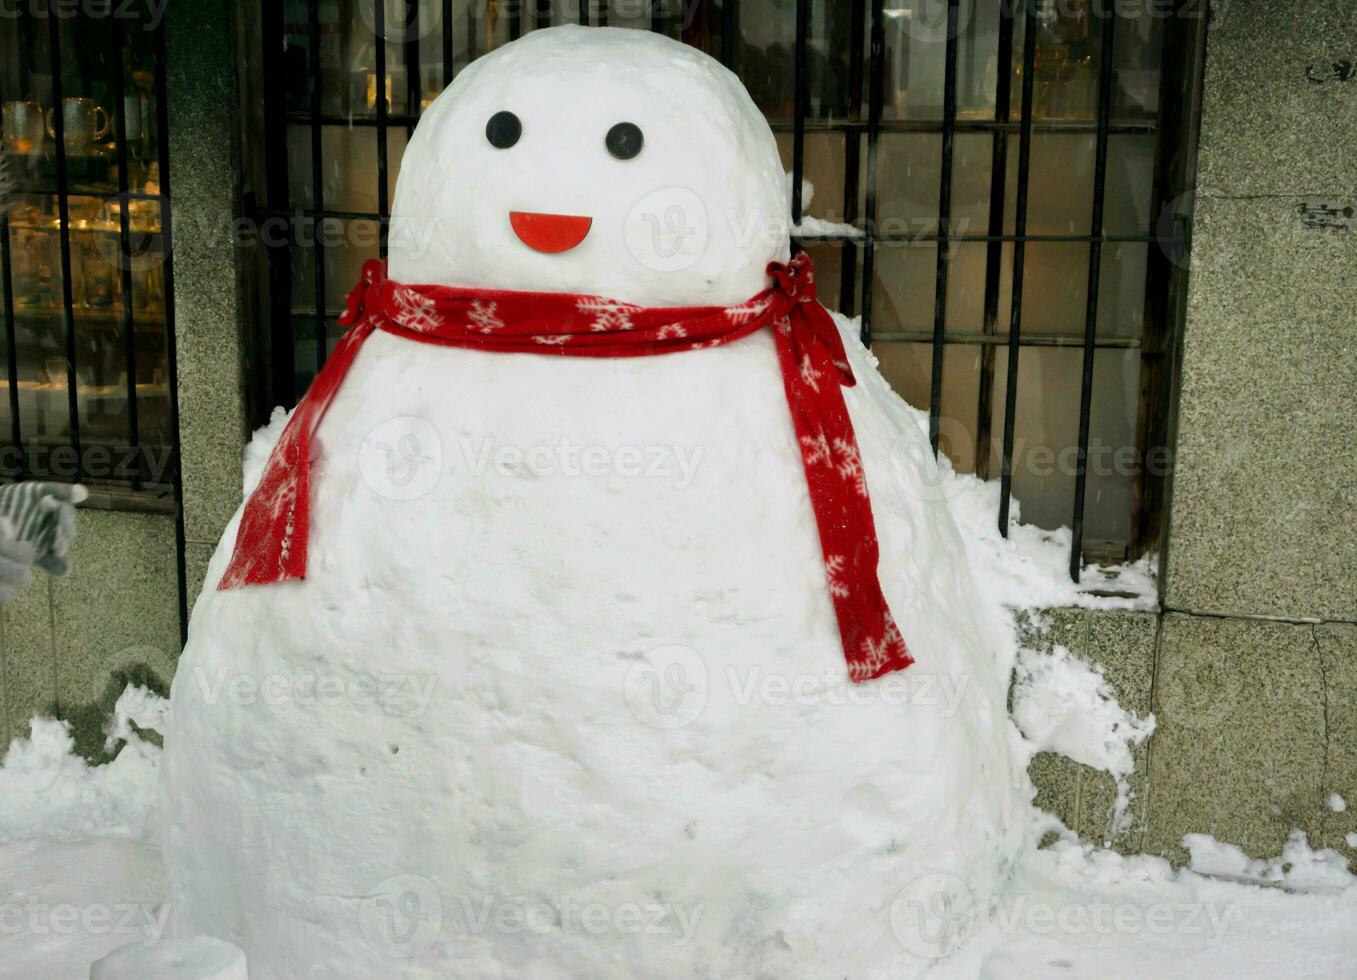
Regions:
[[509, 211, 592, 254]]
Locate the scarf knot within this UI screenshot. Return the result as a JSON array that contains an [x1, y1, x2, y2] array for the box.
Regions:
[[340, 259, 388, 327]]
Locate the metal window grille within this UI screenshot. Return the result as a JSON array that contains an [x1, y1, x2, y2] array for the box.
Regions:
[[248, 0, 1206, 582], [0, 5, 179, 494]]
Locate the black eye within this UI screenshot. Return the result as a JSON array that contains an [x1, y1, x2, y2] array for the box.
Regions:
[[605, 122, 643, 160], [486, 111, 521, 149]]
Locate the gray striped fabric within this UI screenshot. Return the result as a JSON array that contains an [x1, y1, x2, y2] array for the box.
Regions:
[[0, 482, 86, 597]]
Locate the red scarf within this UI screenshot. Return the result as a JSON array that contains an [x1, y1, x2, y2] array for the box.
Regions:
[[221, 252, 913, 682]]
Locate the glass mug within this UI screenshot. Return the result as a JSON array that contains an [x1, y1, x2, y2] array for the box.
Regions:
[[46, 97, 111, 152], [2, 100, 45, 153]]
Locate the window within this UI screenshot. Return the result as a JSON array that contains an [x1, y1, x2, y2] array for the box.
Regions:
[[0, 6, 176, 491], [241, 0, 1205, 579]]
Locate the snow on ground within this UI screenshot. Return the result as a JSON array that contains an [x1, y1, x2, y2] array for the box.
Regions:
[[0, 338, 1352, 977], [0, 690, 167, 980], [4, 699, 1354, 979]]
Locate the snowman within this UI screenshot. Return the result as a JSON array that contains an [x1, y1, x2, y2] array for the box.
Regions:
[[159, 25, 1026, 979]]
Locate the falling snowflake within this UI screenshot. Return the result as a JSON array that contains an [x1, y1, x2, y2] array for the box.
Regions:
[[467, 300, 503, 334], [833, 437, 867, 497], [724, 295, 772, 325], [577, 296, 642, 332], [800, 432, 831, 466]]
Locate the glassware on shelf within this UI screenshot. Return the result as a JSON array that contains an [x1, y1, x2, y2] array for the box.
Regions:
[[45, 98, 112, 154], [2, 101, 45, 154], [72, 213, 120, 310], [7, 205, 62, 309]]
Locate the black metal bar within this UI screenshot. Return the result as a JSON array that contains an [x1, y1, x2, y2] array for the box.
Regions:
[[837, 0, 866, 316], [46, 4, 81, 482], [927, 0, 959, 456], [872, 331, 1141, 350], [309, 1, 328, 372], [720, 0, 735, 67], [1128, 6, 1209, 565], [858, 0, 884, 347], [536, 0, 551, 31], [509, 0, 522, 40], [579, 0, 589, 27], [443, 0, 455, 84], [972, 2, 1014, 481], [0, 62, 24, 472], [1069, 8, 1118, 581], [789, 0, 809, 225], [262, 0, 296, 408], [650, 0, 662, 32], [0, 217, 20, 475], [152, 7, 189, 639], [998, 1, 1038, 538], [405, 0, 423, 122], [375, 0, 391, 257], [878, 232, 1157, 244], [111, 16, 142, 488]]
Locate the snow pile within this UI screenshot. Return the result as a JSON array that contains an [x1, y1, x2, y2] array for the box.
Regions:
[[1010, 644, 1156, 834], [0, 688, 170, 980], [0, 686, 165, 844], [941, 469, 1158, 612], [240, 406, 289, 495], [1184, 830, 1356, 893], [90, 935, 248, 980], [927, 821, 1357, 979]]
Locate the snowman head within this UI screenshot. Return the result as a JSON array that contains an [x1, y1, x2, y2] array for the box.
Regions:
[[387, 25, 790, 307]]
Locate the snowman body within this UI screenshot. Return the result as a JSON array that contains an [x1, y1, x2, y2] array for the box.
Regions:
[[160, 27, 1026, 979]]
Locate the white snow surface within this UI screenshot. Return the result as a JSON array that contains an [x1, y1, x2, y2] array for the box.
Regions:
[[90, 935, 248, 980], [3, 710, 1356, 979]]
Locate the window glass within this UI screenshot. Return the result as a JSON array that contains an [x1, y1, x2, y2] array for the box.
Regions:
[[0, 7, 171, 486]]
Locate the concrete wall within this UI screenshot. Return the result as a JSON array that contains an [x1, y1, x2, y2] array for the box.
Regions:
[[0, 505, 180, 754], [1031, 0, 1356, 865]]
